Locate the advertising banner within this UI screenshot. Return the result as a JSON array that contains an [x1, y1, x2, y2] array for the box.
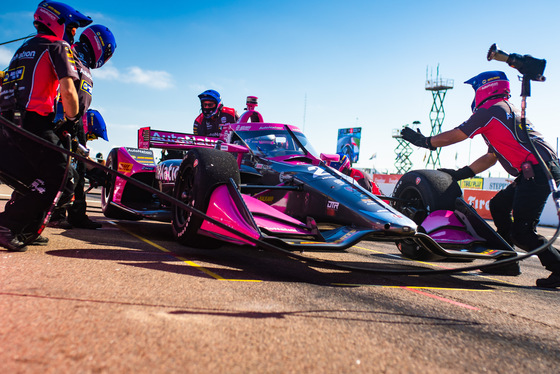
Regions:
[[459, 178, 484, 190], [336, 127, 362, 163]]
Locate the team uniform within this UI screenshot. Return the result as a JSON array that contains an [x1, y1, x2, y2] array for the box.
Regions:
[[64, 49, 94, 226], [458, 101, 556, 176], [458, 100, 560, 274], [193, 106, 239, 137], [0, 34, 79, 235]]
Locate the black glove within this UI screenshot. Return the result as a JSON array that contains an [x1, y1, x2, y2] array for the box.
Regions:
[[439, 166, 475, 181], [401, 127, 436, 150], [56, 118, 80, 138], [85, 168, 108, 188]]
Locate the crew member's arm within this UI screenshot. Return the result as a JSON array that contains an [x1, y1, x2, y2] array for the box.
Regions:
[[59, 76, 79, 119], [468, 152, 498, 174], [401, 127, 468, 150], [430, 128, 469, 148]]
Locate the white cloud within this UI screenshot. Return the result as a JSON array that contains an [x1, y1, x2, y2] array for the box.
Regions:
[[0, 47, 14, 66], [124, 66, 174, 90], [92, 62, 174, 90], [92, 64, 120, 80]]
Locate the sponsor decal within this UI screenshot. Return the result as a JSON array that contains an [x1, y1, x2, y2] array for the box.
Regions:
[[118, 162, 133, 173], [487, 181, 510, 190], [126, 148, 156, 165], [156, 163, 180, 182], [30, 179, 46, 194], [326, 200, 339, 216], [265, 227, 301, 233], [151, 131, 219, 147], [415, 177, 421, 185], [327, 201, 339, 209], [258, 196, 274, 202], [79, 67, 93, 80], [193, 159, 199, 168], [459, 177, 483, 189], [80, 80, 93, 96], [3, 67, 25, 84], [126, 147, 153, 155], [462, 189, 498, 219], [14, 50, 35, 60], [279, 172, 293, 183], [307, 166, 334, 179]]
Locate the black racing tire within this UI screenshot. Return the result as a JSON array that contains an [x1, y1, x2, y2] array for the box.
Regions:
[[171, 148, 241, 248], [392, 169, 462, 260], [101, 149, 141, 220]]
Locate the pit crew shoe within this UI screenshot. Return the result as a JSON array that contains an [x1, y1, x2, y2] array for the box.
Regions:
[[69, 217, 102, 229], [48, 219, 73, 229], [536, 272, 560, 288], [17, 233, 49, 246], [0, 226, 28, 252]]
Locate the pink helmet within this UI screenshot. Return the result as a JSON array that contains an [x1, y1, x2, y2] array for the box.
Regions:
[[79, 25, 117, 69], [34, 1, 91, 41], [464, 71, 510, 112]]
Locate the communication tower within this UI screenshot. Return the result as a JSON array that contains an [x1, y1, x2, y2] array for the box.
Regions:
[[425, 65, 453, 169], [392, 123, 416, 174]]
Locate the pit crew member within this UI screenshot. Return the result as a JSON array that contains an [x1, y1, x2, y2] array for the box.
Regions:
[[0, 1, 84, 251], [401, 70, 560, 288], [193, 89, 239, 137]]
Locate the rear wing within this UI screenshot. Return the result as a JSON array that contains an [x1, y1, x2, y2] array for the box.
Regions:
[[137, 127, 249, 164]]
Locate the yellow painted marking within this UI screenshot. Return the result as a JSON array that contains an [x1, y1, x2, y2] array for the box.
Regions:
[[110, 221, 261, 283]]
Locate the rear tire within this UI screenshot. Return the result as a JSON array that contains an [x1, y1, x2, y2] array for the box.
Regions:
[[171, 148, 240, 248], [392, 170, 462, 260]]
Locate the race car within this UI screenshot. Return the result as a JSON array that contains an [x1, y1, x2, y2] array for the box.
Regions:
[[101, 98, 516, 262]]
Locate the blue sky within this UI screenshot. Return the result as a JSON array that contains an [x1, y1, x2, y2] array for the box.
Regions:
[[2, 0, 559, 177]]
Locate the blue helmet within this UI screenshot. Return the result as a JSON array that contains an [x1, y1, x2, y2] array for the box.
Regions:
[[464, 71, 510, 112], [79, 25, 117, 69], [198, 89, 223, 118], [34, 1, 91, 41], [83, 109, 109, 141], [330, 154, 352, 175]]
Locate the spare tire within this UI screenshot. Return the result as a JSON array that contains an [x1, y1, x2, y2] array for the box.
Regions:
[[392, 169, 463, 260]]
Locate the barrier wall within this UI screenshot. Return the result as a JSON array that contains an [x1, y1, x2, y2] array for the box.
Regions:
[[372, 174, 559, 227]]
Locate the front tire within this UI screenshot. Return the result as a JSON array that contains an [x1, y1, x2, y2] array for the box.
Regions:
[[392, 169, 462, 260], [171, 148, 240, 248]]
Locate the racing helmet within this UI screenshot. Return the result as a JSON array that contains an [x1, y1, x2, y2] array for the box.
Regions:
[[338, 154, 352, 173], [330, 154, 352, 175], [464, 71, 510, 112], [79, 25, 117, 69], [83, 109, 109, 141], [198, 89, 223, 119], [34, 1, 91, 41]]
